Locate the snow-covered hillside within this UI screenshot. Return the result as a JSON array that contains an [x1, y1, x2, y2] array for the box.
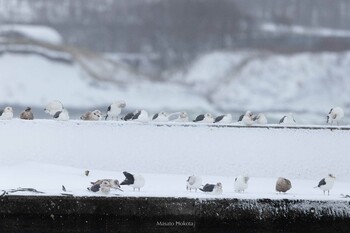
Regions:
[[1, 35, 350, 124], [0, 120, 349, 200], [171, 51, 350, 119], [0, 52, 212, 113]]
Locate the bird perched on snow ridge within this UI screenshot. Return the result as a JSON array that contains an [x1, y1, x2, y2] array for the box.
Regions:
[[122, 110, 138, 121], [214, 114, 232, 124], [275, 177, 292, 193], [80, 110, 102, 121], [234, 175, 249, 193], [88, 180, 111, 194], [132, 110, 149, 122], [253, 113, 267, 125], [327, 107, 344, 125], [152, 112, 169, 122], [193, 113, 214, 123], [0, 106, 13, 120], [171, 112, 189, 122], [120, 171, 145, 191], [279, 113, 296, 125], [105, 100, 126, 120], [44, 100, 64, 116], [314, 174, 336, 196], [53, 109, 69, 121], [238, 111, 254, 126], [91, 179, 122, 191], [186, 175, 202, 192], [20, 107, 34, 120], [199, 182, 223, 195]]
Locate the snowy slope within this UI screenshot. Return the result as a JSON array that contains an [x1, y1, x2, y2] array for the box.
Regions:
[[0, 120, 349, 200], [0, 24, 62, 44], [0, 53, 212, 112], [2, 46, 350, 124], [172, 51, 350, 118]]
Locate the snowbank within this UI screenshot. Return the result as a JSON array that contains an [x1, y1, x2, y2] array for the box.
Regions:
[[0, 120, 350, 200], [0, 24, 62, 44]]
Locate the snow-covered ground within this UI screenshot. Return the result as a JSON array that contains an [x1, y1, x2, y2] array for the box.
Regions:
[[0, 119, 349, 200]]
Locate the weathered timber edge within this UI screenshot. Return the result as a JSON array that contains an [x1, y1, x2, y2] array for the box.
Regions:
[[0, 196, 350, 233]]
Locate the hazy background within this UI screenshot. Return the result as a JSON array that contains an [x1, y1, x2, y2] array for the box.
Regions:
[[1, 0, 350, 123]]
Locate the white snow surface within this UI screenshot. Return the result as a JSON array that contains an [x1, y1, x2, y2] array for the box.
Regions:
[[261, 23, 350, 38], [0, 119, 350, 200], [0, 24, 62, 44], [0, 53, 212, 112]]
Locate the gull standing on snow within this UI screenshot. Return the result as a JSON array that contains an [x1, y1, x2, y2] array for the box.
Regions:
[[279, 113, 296, 125], [123, 111, 137, 121], [234, 175, 249, 193], [314, 174, 336, 195], [53, 109, 69, 121], [238, 111, 254, 126], [327, 107, 344, 125], [91, 179, 122, 191], [105, 100, 126, 120], [88, 180, 111, 194], [193, 113, 214, 123], [120, 171, 145, 191], [199, 182, 223, 195], [253, 113, 267, 125], [186, 175, 202, 192], [276, 177, 292, 193], [171, 112, 189, 122], [44, 100, 64, 116], [80, 110, 102, 121], [0, 106, 13, 120], [20, 107, 34, 120], [152, 112, 169, 122], [214, 114, 232, 124], [132, 110, 149, 122]]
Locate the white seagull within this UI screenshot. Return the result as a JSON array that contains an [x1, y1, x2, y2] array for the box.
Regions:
[[276, 177, 292, 193], [91, 179, 122, 191], [168, 112, 189, 122], [88, 180, 111, 195], [327, 107, 344, 125], [234, 175, 249, 193], [253, 113, 267, 125], [0, 106, 13, 120], [120, 171, 145, 191], [80, 110, 102, 121], [44, 100, 64, 116], [53, 109, 69, 121], [214, 114, 232, 124], [132, 110, 149, 122], [279, 113, 296, 125], [172, 112, 189, 122], [152, 112, 169, 122], [186, 175, 202, 192], [105, 100, 126, 120], [199, 182, 223, 195], [238, 111, 254, 126], [193, 113, 214, 123], [314, 174, 336, 195]]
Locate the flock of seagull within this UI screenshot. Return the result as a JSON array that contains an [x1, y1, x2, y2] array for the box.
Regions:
[[0, 100, 343, 197], [0, 100, 346, 125], [86, 172, 337, 196]]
